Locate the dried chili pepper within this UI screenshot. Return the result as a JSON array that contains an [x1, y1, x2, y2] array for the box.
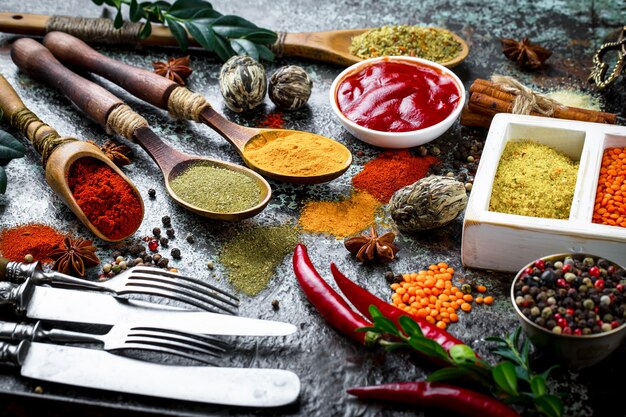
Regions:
[[293, 244, 372, 344], [330, 263, 464, 352], [347, 382, 521, 417]]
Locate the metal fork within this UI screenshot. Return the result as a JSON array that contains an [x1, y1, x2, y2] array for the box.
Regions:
[[2, 260, 239, 314], [0, 321, 229, 364]]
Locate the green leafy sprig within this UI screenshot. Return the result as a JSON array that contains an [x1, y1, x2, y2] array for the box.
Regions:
[[92, 0, 278, 61], [360, 306, 563, 417], [0, 112, 26, 194]]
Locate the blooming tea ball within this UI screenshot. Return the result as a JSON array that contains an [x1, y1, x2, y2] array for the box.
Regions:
[[219, 55, 267, 113], [389, 176, 468, 232], [269, 65, 313, 110]]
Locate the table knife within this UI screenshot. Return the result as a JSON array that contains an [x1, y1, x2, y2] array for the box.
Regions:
[[0, 279, 296, 337], [1, 340, 300, 407]]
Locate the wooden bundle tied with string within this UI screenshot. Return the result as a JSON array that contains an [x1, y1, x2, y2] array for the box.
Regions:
[[461, 75, 618, 128]]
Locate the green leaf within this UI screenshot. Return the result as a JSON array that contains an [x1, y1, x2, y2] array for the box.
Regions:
[[398, 316, 423, 338], [212, 34, 236, 61], [372, 315, 400, 337], [427, 367, 472, 383], [242, 30, 278, 44], [368, 305, 383, 319], [185, 19, 216, 50], [535, 394, 563, 417], [129, 0, 145, 21], [382, 342, 408, 352], [449, 344, 477, 365], [165, 17, 188, 51], [541, 364, 559, 380], [92, 0, 105, 5], [521, 338, 531, 364], [0, 130, 26, 155], [530, 375, 547, 397], [492, 362, 519, 397], [493, 347, 520, 364], [512, 327, 522, 349], [167, 0, 214, 19], [0, 166, 7, 194], [211, 15, 261, 39], [354, 326, 382, 333], [113, 10, 124, 28], [407, 337, 450, 362], [515, 366, 530, 382], [230, 38, 259, 60], [138, 20, 152, 38], [256, 44, 274, 61]]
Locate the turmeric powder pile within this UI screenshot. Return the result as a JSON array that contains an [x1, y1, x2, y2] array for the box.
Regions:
[[243, 131, 350, 177]]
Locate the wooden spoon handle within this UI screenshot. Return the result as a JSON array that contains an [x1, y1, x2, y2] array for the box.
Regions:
[[11, 38, 123, 127], [43, 31, 179, 110]]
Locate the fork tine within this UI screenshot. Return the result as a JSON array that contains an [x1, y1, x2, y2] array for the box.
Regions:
[[128, 273, 239, 308], [118, 286, 238, 314], [129, 327, 230, 352], [126, 334, 224, 358], [116, 343, 219, 365], [131, 267, 239, 302]]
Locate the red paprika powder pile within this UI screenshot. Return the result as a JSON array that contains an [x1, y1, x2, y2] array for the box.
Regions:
[[258, 112, 285, 129], [352, 151, 439, 202], [0, 224, 64, 263], [68, 158, 143, 240]]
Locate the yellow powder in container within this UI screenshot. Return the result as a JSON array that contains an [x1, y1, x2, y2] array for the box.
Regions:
[[244, 131, 349, 176], [299, 191, 381, 238]]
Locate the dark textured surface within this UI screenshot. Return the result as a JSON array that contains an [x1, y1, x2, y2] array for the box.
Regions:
[[0, 1, 625, 416]]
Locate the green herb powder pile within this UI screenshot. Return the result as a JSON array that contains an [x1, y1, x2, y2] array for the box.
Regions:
[[170, 162, 262, 213], [350, 25, 462, 63], [489, 141, 579, 219], [220, 225, 299, 296]]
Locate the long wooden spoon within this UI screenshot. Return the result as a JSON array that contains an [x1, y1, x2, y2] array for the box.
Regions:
[[11, 38, 271, 221], [0, 75, 143, 242], [0, 12, 469, 68], [42, 31, 352, 185]]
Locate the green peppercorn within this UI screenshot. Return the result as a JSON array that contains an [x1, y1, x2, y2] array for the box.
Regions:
[[461, 284, 472, 294], [112, 264, 121, 274]]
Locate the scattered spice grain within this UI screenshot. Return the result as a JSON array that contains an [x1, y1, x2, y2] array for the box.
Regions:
[[350, 25, 462, 63], [0, 224, 64, 263], [258, 112, 285, 129], [299, 191, 380, 238], [352, 151, 438, 202], [593, 147, 626, 227], [170, 162, 262, 213], [220, 225, 298, 296], [489, 141, 579, 219]]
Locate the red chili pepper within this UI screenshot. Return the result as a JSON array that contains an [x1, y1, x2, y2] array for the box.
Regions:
[[347, 382, 521, 417], [293, 244, 371, 344], [330, 263, 464, 352]]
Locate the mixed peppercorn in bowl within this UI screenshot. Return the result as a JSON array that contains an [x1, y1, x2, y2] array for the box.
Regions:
[[511, 253, 626, 367]]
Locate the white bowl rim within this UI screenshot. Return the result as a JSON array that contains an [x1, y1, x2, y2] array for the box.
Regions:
[[329, 55, 466, 137], [511, 252, 626, 340]]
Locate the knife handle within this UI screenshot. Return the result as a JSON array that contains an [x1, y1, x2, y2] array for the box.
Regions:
[[0, 279, 35, 314], [11, 38, 124, 128], [0, 321, 37, 341], [0, 340, 29, 366], [43, 31, 179, 110]]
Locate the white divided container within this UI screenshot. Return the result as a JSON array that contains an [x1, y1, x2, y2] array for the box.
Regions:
[[462, 113, 626, 272]]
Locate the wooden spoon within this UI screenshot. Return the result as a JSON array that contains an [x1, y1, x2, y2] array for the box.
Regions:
[[11, 38, 271, 221], [42, 31, 352, 185], [0, 75, 143, 242], [0, 13, 469, 68]]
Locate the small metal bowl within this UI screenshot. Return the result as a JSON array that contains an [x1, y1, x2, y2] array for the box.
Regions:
[[511, 253, 626, 368]]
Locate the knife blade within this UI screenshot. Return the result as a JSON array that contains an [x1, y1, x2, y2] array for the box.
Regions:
[[0, 280, 296, 337], [2, 340, 300, 407]]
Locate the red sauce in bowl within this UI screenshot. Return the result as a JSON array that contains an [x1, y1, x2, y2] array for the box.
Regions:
[[336, 60, 461, 133]]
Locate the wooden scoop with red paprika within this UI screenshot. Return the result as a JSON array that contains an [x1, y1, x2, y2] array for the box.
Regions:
[[0, 74, 143, 242]]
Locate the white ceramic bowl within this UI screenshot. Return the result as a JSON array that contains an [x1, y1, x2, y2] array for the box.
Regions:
[[329, 56, 465, 149]]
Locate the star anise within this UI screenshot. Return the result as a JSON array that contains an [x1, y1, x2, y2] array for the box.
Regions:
[[49, 235, 100, 277], [88, 139, 133, 167], [501, 37, 552, 70], [344, 226, 398, 263], [152, 56, 193, 85]]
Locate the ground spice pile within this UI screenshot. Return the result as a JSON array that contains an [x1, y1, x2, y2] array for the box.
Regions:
[[489, 141, 579, 219], [350, 25, 462, 63], [220, 225, 299, 296], [593, 147, 626, 227], [170, 162, 262, 213], [244, 132, 350, 177], [0, 224, 64, 263], [352, 151, 438, 202], [299, 191, 380, 238], [68, 158, 143, 240]]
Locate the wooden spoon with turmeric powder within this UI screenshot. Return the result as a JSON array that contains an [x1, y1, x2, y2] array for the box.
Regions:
[[43, 31, 353, 185], [0, 74, 144, 242]]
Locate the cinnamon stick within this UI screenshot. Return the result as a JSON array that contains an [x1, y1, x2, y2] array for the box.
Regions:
[[460, 105, 492, 128], [470, 79, 617, 124]]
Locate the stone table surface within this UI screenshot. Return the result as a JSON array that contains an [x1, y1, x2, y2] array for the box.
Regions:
[[0, 0, 625, 416]]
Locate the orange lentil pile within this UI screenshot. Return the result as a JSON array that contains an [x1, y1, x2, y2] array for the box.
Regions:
[[390, 262, 493, 330], [593, 147, 626, 227]]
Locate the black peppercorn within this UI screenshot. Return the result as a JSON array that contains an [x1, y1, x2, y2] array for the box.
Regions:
[[162, 216, 171, 227], [153, 254, 162, 263], [186, 235, 195, 244], [160, 237, 169, 247], [153, 227, 161, 237], [148, 188, 156, 198], [129, 244, 145, 257], [271, 299, 280, 311], [157, 258, 169, 268], [384, 271, 395, 283], [166, 228, 175, 239], [171, 248, 181, 259], [143, 255, 153, 264]]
